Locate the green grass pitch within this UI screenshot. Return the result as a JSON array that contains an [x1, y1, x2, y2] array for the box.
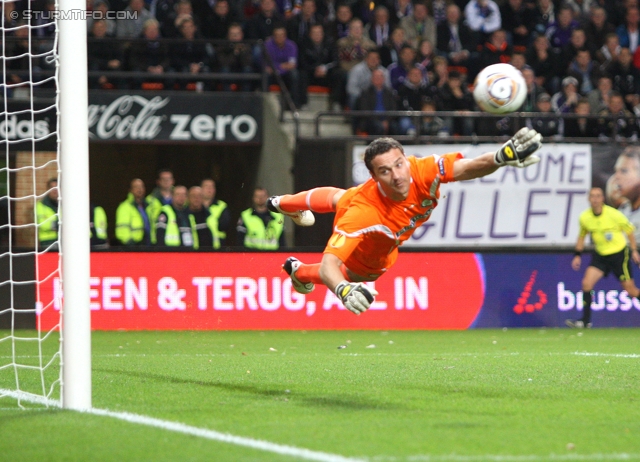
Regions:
[[1, 328, 639, 461]]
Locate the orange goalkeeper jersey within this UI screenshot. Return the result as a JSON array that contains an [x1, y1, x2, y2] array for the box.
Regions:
[[324, 152, 462, 278]]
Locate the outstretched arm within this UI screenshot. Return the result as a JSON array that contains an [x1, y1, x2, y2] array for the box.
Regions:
[[452, 152, 499, 181], [453, 128, 543, 181], [320, 253, 378, 315]]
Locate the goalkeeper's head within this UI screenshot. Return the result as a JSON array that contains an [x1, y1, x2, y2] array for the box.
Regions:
[[363, 137, 405, 173]]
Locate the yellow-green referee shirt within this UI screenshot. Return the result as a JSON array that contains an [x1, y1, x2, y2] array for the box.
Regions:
[[579, 204, 635, 255]]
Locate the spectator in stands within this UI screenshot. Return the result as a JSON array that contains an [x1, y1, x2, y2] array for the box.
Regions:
[[588, 75, 614, 113], [416, 39, 436, 79], [299, 24, 345, 110], [287, 0, 323, 44], [116, 0, 153, 38], [202, 0, 237, 39], [156, 186, 194, 248], [610, 47, 640, 108], [316, 0, 337, 24], [161, 0, 197, 38], [561, 29, 593, 72], [397, 66, 432, 134], [115, 179, 153, 246], [237, 187, 285, 250], [526, 33, 561, 94], [568, 49, 602, 95], [388, 44, 416, 91], [264, 25, 302, 108], [90, 203, 109, 248], [147, 168, 174, 228], [245, 0, 283, 40], [36, 178, 58, 249], [510, 51, 526, 71], [519, 66, 546, 112], [187, 186, 218, 249], [33, 0, 57, 38], [565, 0, 594, 22], [216, 24, 255, 91], [201, 179, 231, 247], [326, 3, 352, 42], [420, 98, 449, 135], [393, 0, 414, 26], [431, 0, 448, 26], [563, 98, 598, 137], [552, 75, 580, 113], [596, 33, 621, 74], [616, 6, 640, 53], [429, 55, 449, 91], [436, 4, 474, 70], [5, 22, 33, 89], [337, 18, 377, 73], [531, 0, 555, 38], [436, 70, 475, 136], [464, 0, 502, 44], [585, 7, 616, 51], [366, 6, 392, 46], [2, 1, 18, 32], [87, 0, 116, 36], [379, 27, 408, 67], [355, 69, 397, 135], [500, 0, 534, 49], [478, 29, 512, 70], [400, 1, 436, 49], [597, 91, 636, 138], [129, 19, 171, 89], [346, 49, 390, 109], [88, 20, 124, 89], [545, 5, 579, 50], [170, 17, 212, 90], [527, 92, 561, 138]]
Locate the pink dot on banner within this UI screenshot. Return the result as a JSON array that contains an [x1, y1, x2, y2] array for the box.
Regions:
[[513, 305, 524, 314], [525, 304, 535, 313]]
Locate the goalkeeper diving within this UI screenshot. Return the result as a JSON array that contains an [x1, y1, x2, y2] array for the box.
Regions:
[[268, 128, 543, 315]]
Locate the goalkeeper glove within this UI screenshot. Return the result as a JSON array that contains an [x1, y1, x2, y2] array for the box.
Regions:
[[335, 281, 378, 315], [494, 127, 543, 168]]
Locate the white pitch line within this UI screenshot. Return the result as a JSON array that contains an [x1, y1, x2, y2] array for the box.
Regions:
[[0, 389, 362, 462], [374, 454, 640, 461], [572, 352, 640, 359]]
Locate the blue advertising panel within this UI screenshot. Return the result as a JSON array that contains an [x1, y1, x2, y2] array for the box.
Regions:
[[475, 253, 640, 328]]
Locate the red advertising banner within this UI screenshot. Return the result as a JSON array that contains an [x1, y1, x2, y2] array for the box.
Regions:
[[37, 252, 484, 330]]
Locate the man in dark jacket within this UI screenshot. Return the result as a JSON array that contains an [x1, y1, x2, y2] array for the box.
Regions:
[[355, 69, 397, 135]]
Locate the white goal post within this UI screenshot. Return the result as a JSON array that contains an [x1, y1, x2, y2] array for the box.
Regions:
[[59, 0, 91, 410]]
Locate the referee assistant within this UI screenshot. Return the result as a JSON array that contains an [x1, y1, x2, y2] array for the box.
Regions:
[[568, 187, 640, 328]]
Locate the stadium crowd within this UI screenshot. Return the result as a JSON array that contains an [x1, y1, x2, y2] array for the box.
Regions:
[[3, 0, 640, 137]]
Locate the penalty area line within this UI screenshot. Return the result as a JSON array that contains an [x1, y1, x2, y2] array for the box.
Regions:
[[0, 388, 362, 462]]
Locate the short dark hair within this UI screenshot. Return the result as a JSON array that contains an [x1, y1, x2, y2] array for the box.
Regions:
[[364, 137, 404, 172]]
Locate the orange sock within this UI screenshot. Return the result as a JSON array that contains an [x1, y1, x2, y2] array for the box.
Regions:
[[278, 187, 342, 214], [295, 263, 323, 284], [295, 261, 351, 284]]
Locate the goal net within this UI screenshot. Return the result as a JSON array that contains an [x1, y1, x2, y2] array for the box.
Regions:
[[0, 0, 91, 409]]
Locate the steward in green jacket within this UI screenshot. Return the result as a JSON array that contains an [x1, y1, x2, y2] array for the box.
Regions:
[[236, 187, 285, 250], [36, 178, 59, 247], [115, 179, 154, 245], [156, 186, 195, 248]]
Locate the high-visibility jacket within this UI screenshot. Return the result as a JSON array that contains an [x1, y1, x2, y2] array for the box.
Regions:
[[115, 194, 154, 245], [36, 196, 58, 245], [189, 212, 220, 249], [240, 209, 284, 250], [208, 199, 228, 241], [90, 205, 108, 246], [159, 204, 195, 247]]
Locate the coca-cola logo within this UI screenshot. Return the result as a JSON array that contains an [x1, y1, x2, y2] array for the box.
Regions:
[[88, 95, 259, 142]]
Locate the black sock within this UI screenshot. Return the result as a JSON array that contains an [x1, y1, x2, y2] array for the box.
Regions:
[[582, 290, 592, 324]]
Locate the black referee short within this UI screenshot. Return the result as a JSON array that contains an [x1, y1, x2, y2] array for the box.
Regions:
[[589, 247, 634, 281]]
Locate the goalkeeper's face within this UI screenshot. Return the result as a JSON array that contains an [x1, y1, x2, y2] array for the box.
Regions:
[[370, 148, 412, 201]]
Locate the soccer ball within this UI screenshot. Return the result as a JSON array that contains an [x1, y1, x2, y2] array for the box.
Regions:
[[473, 63, 527, 114]]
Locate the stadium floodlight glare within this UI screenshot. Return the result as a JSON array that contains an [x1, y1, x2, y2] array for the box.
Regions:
[[0, 0, 91, 410]]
